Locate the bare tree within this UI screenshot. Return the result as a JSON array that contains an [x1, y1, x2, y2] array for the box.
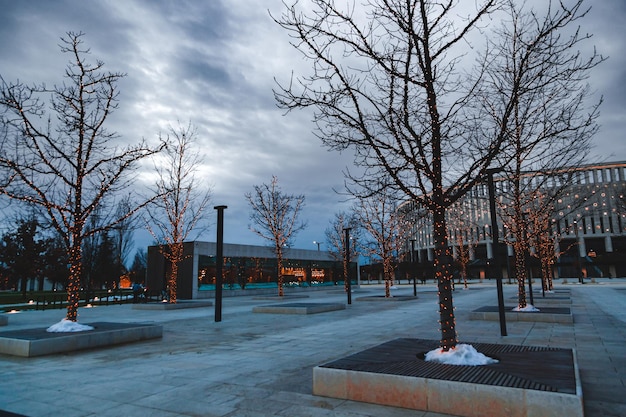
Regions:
[[274, 0, 604, 349], [356, 188, 412, 297], [245, 176, 306, 296], [325, 210, 361, 262], [325, 210, 361, 290], [112, 195, 136, 272], [447, 203, 480, 289], [526, 191, 559, 292], [0, 32, 164, 321], [129, 248, 148, 285], [483, 0, 604, 308], [274, 0, 509, 351], [145, 122, 212, 303]]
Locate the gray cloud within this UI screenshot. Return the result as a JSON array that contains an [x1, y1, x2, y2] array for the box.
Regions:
[[0, 0, 624, 253]]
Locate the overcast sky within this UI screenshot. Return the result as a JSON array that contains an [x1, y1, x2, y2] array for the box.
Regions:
[[1, 0, 624, 256]]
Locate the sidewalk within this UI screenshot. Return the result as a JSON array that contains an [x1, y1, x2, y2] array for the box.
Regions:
[[1, 281, 625, 417]]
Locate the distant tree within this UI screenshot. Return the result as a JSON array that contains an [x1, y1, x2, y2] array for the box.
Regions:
[[324, 210, 361, 290], [128, 248, 147, 285], [41, 233, 69, 290], [526, 192, 558, 292], [81, 210, 101, 294], [145, 122, 212, 303], [325, 210, 361, 262], [483, 0, 604, 308], [356, 188, 412, 297], [0, 218, 44, 295], [0, 32, 165, 321], [91, 232, 122, 289], [246, 176, 306, 296], [447, 203, 480, 289], [112, 195, 136, 271]]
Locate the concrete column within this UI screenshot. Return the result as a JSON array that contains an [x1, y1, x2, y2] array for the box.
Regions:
[[578, 236, 586, 257], [192, 243, 199, 299], [486, 241, 493, 259], [554, 238, 561, 256], [605, 235, 613, 252]]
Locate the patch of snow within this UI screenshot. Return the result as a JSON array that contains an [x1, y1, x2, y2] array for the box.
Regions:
[[512, 304, 540, 312], [425, 344, 498, 366], [46, 319, 95, 333]]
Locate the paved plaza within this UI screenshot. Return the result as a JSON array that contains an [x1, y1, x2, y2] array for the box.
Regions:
[[1, 280, 625, 417]]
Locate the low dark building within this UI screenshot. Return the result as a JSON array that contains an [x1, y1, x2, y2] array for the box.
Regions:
[[147, 241, 348, 299]]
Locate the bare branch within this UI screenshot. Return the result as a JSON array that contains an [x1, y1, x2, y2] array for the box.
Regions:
[[0, 32, 164, 320], [245, 176, 307, 296], [143, 121, 213, 303]]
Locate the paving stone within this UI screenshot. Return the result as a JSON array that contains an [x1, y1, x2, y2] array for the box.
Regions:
[[0, 281, 624, 416]]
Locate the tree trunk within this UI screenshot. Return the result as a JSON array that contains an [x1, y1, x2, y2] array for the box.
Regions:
[[66, 240, 82, 321], [433, 207, 456, 351], [383, 256, 393, 298], [169, 261, 178, 304], [277, 248, 284, 297], [167, 242, 183, 304], [514, 239, 528, 309]]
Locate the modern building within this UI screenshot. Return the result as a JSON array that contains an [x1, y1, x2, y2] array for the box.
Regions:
[[400, 161, 626, 279], [146, 241, 349, 299]]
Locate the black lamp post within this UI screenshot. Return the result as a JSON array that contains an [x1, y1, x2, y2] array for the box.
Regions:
[[343, 227, 352, 304], [214, 205, 227, 322], [574, 220, 584, 284], [410, 239, 417, 296], [522, 212, 534, 306], [313, 241, 321, 251], [486, 167, 507, 336]]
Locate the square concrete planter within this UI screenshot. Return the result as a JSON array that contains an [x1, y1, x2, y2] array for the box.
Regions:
[[313, 338, 583, 417], [0, 322, 163, 357], [253, 302, 345, 314], [470, 306, 573, 323]]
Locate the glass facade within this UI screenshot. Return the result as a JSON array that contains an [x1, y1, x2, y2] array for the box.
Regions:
[[197, 255, 347, 290], [400, 161, 626, 278]]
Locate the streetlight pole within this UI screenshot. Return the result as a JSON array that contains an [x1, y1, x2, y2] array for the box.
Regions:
[[522, 212, 534, 306], [410, 239, 417, 296], [486, 168, 507, 336], [214, 205, 227, 322], [313, 241, 321, 251], [574, 220, 584, 284], [344, 228, 352, 305]]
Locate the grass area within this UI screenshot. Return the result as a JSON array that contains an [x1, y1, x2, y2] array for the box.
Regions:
[[0, 289, 134, 312], [198, 281, 344, 291]]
